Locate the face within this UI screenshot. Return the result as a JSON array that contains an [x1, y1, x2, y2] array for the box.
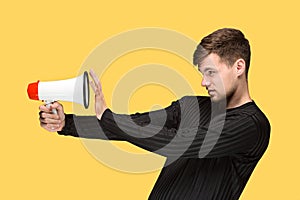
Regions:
[[198, 53, 237, 102]]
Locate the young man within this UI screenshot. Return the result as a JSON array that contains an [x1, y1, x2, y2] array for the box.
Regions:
[[39, 28, 270, 200]]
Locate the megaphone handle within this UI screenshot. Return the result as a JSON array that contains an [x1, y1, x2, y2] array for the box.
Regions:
[[45, 101, 58, 115]]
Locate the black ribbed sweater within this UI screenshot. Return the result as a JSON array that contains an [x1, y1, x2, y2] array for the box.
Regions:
[[58, 96, 270, 200]]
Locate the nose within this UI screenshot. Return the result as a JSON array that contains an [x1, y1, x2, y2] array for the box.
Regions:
[[201, 77, 211, 87]]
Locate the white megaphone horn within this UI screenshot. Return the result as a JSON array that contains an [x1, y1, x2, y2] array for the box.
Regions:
[[27, 71, 90, 114]]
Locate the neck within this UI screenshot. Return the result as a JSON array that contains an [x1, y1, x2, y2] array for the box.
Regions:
[[226, 81, 252, 109]]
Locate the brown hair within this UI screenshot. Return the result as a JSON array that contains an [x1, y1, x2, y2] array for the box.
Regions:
[[193, 28, 251, 77]]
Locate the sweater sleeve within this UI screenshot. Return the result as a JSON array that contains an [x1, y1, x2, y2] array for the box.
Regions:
[[57, 97, 183, 141], [57, 113, 124, 140]]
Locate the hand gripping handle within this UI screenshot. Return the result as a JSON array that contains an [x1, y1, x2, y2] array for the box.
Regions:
[[45, 100, 58, 115]]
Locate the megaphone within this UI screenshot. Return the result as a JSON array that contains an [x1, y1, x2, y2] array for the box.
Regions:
[[27, 71, 90, 114]]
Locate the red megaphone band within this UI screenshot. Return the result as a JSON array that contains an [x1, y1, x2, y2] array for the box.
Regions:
[[27, 81, 40, 100]]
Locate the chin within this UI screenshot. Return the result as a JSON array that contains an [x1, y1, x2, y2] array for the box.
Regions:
[[210, 96, 219, 102], [210, 95, 226, 103]]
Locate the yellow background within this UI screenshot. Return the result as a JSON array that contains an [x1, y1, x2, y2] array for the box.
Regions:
[[1, 0, 299, 199]]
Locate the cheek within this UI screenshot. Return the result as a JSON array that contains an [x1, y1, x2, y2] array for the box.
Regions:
[[223, 70, 234, 88], [215, 73, 233, 93], [214, 74, 227, 90]]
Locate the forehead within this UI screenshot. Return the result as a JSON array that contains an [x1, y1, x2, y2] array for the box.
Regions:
[[198, 53, 220, 72]]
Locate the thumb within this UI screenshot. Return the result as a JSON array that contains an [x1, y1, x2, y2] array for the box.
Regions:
[[50, 102, 64, 116], [51, 101, 62, 110]]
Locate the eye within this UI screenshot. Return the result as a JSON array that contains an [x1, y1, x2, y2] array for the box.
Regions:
[[207, 70, 216, 76]]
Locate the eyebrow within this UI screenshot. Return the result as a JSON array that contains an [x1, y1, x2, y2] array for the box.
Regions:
[[199, 66, 217, 73]]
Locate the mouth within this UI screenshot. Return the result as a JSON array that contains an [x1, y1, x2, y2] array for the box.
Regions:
[[207, 89, 216, 96]]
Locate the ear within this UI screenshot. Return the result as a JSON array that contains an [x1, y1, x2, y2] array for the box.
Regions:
[[235, 59, 246, 77]]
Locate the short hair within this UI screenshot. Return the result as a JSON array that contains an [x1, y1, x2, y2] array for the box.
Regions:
[[193, 28, 251, 77]]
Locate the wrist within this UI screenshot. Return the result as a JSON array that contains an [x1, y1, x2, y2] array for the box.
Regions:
[[97, 106, 108, 120]]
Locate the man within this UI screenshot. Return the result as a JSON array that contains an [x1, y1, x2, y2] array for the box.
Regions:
[[39, 28, 270, 200]]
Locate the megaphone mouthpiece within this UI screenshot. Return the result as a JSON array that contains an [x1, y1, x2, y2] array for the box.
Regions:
[[27, 81, 40, 100]]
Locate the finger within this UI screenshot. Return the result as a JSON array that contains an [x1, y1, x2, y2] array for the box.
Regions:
[[40, 116, 61, 124], [50, 101, 62, 109], [40, 121, 48, 130], [40, 112, 60, 120], [40, 103, 59, 114], [89, 69, 102, 91], [89, 69, 99, 84], [40, 122, 60, 132], [50, 102, 64, 115], [39, 104, 51, 112], [89, 76, 102, 96], [40, 122, 53, 132], [47, 123, 61, 132], [89, 80, 97, 93], [39, 111, 50, 120], [39, 112, 61, 124], [39, 111, 44, 118]]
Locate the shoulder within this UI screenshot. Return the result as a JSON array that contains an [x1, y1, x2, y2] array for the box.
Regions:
[[233, 102, 271, 153], [242, 102, 271, 134], [229, 102, 270, 133]]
